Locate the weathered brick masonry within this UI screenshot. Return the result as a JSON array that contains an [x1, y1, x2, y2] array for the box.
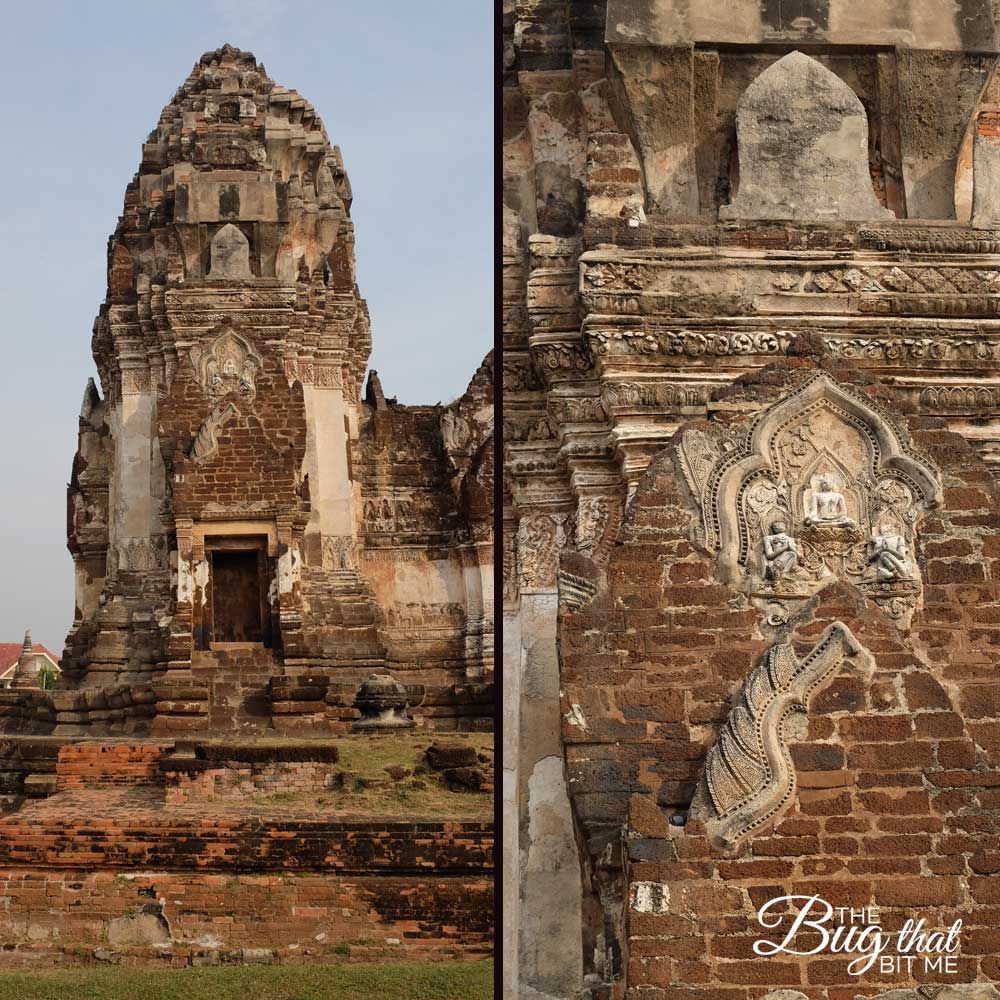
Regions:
[[0, 737, 493, 965], [563, 362, 1000, 997], [41, 42, 493, 732], [504, 2, 1000, 997], [0, 871, 492, 968], [0, 44, 494, 967]]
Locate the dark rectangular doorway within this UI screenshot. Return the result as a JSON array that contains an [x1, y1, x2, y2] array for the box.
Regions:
[[211, 549, 263, 643]]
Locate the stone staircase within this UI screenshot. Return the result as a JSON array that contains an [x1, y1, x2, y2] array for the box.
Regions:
[[191, 647, 281, 734]]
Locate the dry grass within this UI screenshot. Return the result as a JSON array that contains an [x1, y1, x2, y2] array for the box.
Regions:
[[252, 732, 493, 820]]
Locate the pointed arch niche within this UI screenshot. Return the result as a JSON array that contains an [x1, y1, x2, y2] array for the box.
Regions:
[[682, 374, 941, 626], [720, 51, 892, 223]]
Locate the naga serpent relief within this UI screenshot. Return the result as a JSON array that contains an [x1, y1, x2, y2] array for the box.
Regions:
[[689, 622, 865, 851]]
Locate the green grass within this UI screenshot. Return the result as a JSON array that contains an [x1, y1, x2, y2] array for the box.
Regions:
[[0, 959, 493, 1000]]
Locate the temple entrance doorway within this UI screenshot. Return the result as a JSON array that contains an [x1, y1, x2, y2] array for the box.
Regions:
[[206, 537, 272, 646]]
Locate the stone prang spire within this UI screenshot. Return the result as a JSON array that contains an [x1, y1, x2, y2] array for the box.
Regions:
[[55, 44, 492, 735]]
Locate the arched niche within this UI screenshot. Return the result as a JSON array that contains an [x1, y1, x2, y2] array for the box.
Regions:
[[682, 373, 941, 626], [190, 328, 263, 403], [720, 51, 892, 223], [209, 223, 252, 279]]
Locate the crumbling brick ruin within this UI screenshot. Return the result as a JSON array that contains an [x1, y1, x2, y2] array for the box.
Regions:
[[0, 44, 493, 967], [57, 43, 493, 732], [504, 3, 1000, 998]]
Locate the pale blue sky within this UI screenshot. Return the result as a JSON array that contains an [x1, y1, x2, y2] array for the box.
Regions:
[[0, 0, 492, 651]]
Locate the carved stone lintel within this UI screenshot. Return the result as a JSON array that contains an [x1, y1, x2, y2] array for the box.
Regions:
[[691, 622, 864, 851]]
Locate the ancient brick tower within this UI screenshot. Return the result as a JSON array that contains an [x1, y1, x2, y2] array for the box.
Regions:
[[61, 44, 493, 734], [505, 3, 1000, 998]]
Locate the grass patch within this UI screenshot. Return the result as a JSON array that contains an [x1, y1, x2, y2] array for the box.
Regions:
[[256, 732, 493, 820], [0, 959, 493, 1000]]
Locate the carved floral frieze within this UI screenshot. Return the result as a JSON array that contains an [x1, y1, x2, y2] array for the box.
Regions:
[[530, 342, 593, 378], [581, 325, 1000, 364], [826, 336, 999, 362], [584, 262, 645, 290], [589, 329, 793, 358]]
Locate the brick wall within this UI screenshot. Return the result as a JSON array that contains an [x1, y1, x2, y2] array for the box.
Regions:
[[57, 743, 168, 788], [0, 795, 492, 874], [158, 350, 307, 517], [0, 869, 492, 967], [560, 360, 1000, 996], [164, 761, 332, 803], [0, 736, 494, 967]]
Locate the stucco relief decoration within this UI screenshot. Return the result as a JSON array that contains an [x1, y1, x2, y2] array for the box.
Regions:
[[113, 535, 169, 573], [517, 511, 570, 591], [679, 374, 942, 627], [120, 368, 152, 395], [503, 520, 519, 604], [575, 497, 610, 556], [312, 364, 343, 390], [441, 409, 473, 455], [321, 535, 358, 571], [190, 401, 238, 463], [921, 385, 1000, 409], [603, 381, 707, 410], [191, 329, 262, 403], [363, 497, 417, 533], [532, 342, 592, 377], [690, 622, 864, 851]]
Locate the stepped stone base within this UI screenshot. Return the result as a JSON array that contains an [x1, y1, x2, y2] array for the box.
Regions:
[[0, 737, 493, 966]]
